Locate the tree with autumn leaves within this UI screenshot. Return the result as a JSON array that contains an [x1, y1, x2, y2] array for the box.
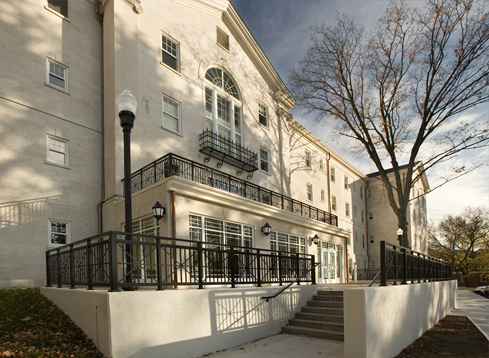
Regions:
[[290, 0, 489, 247], [429, 207, 489, 286]]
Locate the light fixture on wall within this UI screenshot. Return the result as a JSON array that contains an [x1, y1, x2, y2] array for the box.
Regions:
[[262, 222, 271, 236], [311, 234, 320, 245], [397, 228, 403, 246], [152, 201, 166, 223]]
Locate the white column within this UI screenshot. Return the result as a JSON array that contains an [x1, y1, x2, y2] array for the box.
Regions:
[[212, 89, 218, 134]]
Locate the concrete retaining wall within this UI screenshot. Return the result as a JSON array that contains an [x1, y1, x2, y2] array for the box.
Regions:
[[344, 280, 457, 358], [41, 285, 317, 358]]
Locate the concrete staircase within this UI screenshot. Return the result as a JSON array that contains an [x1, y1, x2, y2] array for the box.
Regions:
[[282, 290, 344, 341]]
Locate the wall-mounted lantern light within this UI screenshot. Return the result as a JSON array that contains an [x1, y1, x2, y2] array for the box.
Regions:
[[262, 222, 271, 236], [152, 201, 166, 223], [311, 234, 320, 245]]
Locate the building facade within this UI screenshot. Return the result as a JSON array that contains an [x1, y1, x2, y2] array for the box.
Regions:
[[0, 0, 429, 288]]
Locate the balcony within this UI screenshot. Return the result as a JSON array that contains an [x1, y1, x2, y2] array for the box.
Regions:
[[125, 153, 338, 226], [199, 129, 258, 173]]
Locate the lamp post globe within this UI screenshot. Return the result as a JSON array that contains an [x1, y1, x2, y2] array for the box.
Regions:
[[397, 228, 403, 246]]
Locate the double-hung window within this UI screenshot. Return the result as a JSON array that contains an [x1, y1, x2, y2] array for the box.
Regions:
[[258, 103, 268, 127], [319, 159, 324, 170], [162, 95, 181, 133], [344, 175, 349, 190], [46, 136, 68, 166], [306, 183, 313, 201], [47, 59, 68, 91], [330, 166, 336, 182], [305, 150, 311, 168], [161, 33, 179, 71], [332, 195, 337, 211], [260, 147, 270, 173], [345, 202, 350, 217], [321, 189, 325, 202], [49, 220, 70, 246]]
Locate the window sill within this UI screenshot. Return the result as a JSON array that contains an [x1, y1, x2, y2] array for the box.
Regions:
[[44, 6, 70, 22], [216, 42, 230, 53], [160, 62, 182, 76], [260, 169, 272, 176], [259, 123, 270, 131], [161, 126, 183, 137], [45, 82, 70, 95], [45, 160, 70, 170]]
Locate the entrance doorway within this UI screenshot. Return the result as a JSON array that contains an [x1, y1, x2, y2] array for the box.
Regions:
[[317, 242, 341, 284]]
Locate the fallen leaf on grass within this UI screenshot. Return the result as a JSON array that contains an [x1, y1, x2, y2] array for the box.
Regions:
[[21, 316, 32, 321]]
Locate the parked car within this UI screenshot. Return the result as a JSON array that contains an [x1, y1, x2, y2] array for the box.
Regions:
[[474, 286, 489, 297]]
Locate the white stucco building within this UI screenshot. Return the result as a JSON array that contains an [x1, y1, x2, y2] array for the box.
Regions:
[[0, 0, 429, 289]]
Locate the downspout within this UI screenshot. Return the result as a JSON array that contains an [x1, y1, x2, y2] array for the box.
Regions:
[[96, 0, 105, 234]]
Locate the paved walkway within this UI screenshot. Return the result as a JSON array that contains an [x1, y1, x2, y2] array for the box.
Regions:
[[197, 287, 488, 358], [451, 288, 489, 340]]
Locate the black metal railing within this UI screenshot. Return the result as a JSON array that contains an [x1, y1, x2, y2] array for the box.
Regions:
[[357, 269, 381, 281], [45, 231, 316, 291], [199, 130, 258, 172], [380, 241, 452, 286], [125, 153, 338, 226]]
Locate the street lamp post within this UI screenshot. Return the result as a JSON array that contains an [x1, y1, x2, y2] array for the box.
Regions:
[[117, 89, 137, 289], [397, 228, 403, 246]]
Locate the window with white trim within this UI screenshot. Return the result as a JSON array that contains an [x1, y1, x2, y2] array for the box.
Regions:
[[321, 189, 325, 202], [361, 210, 365, 223], [260, 147, 270, 173], [270, 232, 305, 253], [369, 212, 373, 221], [362, 234, 366, 249], [354, 205, 357, 217], [49, 220, 70, 246], [258, 103, 268, 127], [162, 95, 181, 133], [344, 175, 349, 190], [371, 260, 376, 269], [46, 136, 68, 166], [189, 215, 253, 248], [217, 27, 229, 51], [345, 202, 350, 217], [47, 0, 67, 17], [370, 236, 374, 244], [360, 186, 364, 199], [332, 195, 337, 211], [319, 159, 324, 170], [367, 188, 372, 198], [305, 150, 311, 168], [330, 166, 336, 182], [205, 67, 242, 146], [161, 33, 179, 71], [47, 59, 67, 91], [306, 183, 313, 201]]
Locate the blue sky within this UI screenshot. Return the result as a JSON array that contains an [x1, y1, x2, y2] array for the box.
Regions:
[[231, 0, 489, 224]]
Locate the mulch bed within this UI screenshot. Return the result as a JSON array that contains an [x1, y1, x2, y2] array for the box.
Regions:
[[396, 315, 489, 358]]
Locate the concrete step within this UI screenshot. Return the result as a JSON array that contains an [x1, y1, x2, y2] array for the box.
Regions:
[[307, 300, 343, 309], [296, 312, 344, 323], [302, 306, 344, 316], [313, 294, 343, 302], [282, 325, 344, 341], [289, 318, 344, 332], [317, 290, 344, 297]]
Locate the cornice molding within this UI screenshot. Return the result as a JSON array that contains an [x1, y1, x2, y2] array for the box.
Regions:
[[167, 176, 349, 237], [173, 0, 228, 18]]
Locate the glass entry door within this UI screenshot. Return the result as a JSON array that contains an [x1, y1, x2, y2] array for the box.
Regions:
[[317, 242, 341, 284]]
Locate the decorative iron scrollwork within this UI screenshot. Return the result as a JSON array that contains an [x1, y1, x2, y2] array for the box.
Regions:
[[204, 155, 211, 163]]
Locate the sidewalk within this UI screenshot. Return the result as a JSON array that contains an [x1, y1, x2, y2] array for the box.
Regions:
[[196, 287, 488, 358], [451, 288, 489, 340]]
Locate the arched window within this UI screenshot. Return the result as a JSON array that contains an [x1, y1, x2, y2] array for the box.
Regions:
[[204, 67, 242, 146]]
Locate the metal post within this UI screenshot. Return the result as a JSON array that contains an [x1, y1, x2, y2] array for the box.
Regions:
[[46, 251, 52, 287], [380, 241, 387, 286], [402, 248, 407, 285], [157, 237, 162, 291], [198, 242, 204, 289], [295, 253, 301, 285], [57, 248, 62, 288], [108, 232, 120, 292], [393, 246, 398, 285], [278, 251, 283, 286], [229, 247, 236, 288], [311, 255, 316, 285], [87, 239, 93, 290], [256, 249, 262, 287], [69, 244, 75, 289]]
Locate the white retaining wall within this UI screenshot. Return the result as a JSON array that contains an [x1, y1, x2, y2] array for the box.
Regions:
[[344, 280, 457, 358], [41, 285, 317, 358]]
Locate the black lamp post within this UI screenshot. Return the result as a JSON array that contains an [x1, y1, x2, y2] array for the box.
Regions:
[[312, 234, 320, 245], [397, 228, 403, 246], [152, 201, 165, 224], [117, 89, 137, 290], [262, 222, 271, 236]]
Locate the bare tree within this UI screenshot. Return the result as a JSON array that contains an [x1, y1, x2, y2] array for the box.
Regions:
[[290, 0, 489, 247], [429, 206, 489, 286]]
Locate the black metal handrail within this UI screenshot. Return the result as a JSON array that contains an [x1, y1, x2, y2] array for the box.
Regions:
[[124, 153, 338, 226], [45, 231, 316, 291], [380, 241, 452, 286], [199, 130, 258, 172], [261, 262, 320, 302]]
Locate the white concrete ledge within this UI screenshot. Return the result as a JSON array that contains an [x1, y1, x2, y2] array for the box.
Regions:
[[344, 280, 457, 358], [42, 285, 318, 358]]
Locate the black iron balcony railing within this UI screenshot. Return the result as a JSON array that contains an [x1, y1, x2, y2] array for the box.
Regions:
[[380, 241, 452, 286], [199, 129, 258, 172], [125, 153, 338, 226], [45, 231, 316, 291]]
